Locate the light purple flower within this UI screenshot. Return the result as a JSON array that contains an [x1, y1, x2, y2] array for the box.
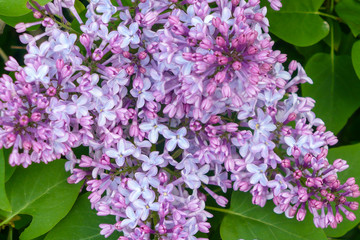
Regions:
[[96, 98, 116, 126], [130, 78, 155, 108], [96, 0, 117, 23], [133, 199, 160, 221], [121, 207, 142, 229], [105, 139, 134, 166], [163, 127, 190, 151], [246, 163, 268, 186], [268, 174, 287, 196], [249, 109, 276, 140], [118, 22, 140, 48], [127, 179, 154, 202], [139, 119, 166, 144], [140, 151, 164, 171], [24, 65, 50, 85]]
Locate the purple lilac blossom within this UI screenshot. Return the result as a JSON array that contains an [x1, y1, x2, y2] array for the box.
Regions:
[[0, 0, 357, 239]]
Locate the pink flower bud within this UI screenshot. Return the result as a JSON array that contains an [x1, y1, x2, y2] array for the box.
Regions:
[[168, 15, 179, 25], [79, 155, 93, 167], [232, 61, 242, 70], [221, 83, 231, 98], [138, 51, 147, 60], [56, 59, 65, 71], [346, 212, 356, 221], [15, 23, 27, 33], [217, 56, 228, 65], [296, 208, 306, 221], [33, 11, 42, 19], [346, 177, 356, 186], [216, 36, 226, 47], [46, 86, 57, 96], [159, 172, 168, 184], [61, 65, 73, 78], [19, 115, 29, 126], [293, 169, 302, 179], [349, 202, 359, 211], [92, 48, 104, 61], [22, 83, 33, 95], [335, 212, 343, 223], [42, 17, 54, 27], [281, 158, 291, 168], [158, 225, 167, 234], [305, 178, 315, 187], [100, 154, 110, 165], [200, 38, 213, 50], [80, 34, 91, 48], [314, 177, 323, 188]]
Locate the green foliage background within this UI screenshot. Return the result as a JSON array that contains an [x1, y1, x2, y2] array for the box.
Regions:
[[1, 0, 360, 239]]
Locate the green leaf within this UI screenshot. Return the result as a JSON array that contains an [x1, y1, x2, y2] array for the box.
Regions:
[[352, 41, 360, 80], [324, 143, 360, 238], [74, 0, 85, 13], [0, 149, 11, 212], [45, 193, 120, 240], [0, 160, 82, 240], [335, 0, 360, 37], [0, 0, 52, 17], [3, 148, 16, 183], [0, 12, 40, 29], [323, 20, 341, 52], [215, 191, 327, 240], [302, 53, 360, 134], [265, 0, 329, 47], [121, 0, 132, 6]]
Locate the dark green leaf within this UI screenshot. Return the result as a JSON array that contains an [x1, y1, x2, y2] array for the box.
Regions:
[[216, 191, 327, 240], [335, 0, 360, 37], [324, 143, 360, 238], [0, 12, 40, 30], [0, 0, 52, 17], [352, 41, 360, 80], [45, 193, 120, 240], [302, 53, 360, 134], [0, 149, 11, 212], [323, 20, 341, 52], [265, 0, 329, 46], [74, 0, 85, 13], [0, 160, 82, 240], [121, 0, 132, 6]]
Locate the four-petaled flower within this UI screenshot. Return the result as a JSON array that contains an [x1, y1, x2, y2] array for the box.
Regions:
[[105, 139, 134, 167], [163, 127, 190, 151], [24, 65, 50, 85], [118, 22, 140, 48], [246, 163, 268, 186], [139, 119, 167, 144]]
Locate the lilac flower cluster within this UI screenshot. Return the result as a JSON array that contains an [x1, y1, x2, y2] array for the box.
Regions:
[[0, 0, 358, 239]]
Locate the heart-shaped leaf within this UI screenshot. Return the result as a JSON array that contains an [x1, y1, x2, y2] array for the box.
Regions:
[[45, 193, 120, 240], [352, 40, 360, 80], [215, 191, 327, 240], [0, 160, 81, 240], [324, 143, 360, 238], [265, 0, 329, 47], [335, 0, 360, 37], [0, 0, 52, 17], [302, 53, 360, 134], [0, 149, 11, 212]]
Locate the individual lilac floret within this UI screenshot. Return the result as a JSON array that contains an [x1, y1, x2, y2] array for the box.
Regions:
[[105, 139, 134, 166], [118, 22, 140, 48], [162, 127, 190, 152], [246, 163, 268, 186]]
